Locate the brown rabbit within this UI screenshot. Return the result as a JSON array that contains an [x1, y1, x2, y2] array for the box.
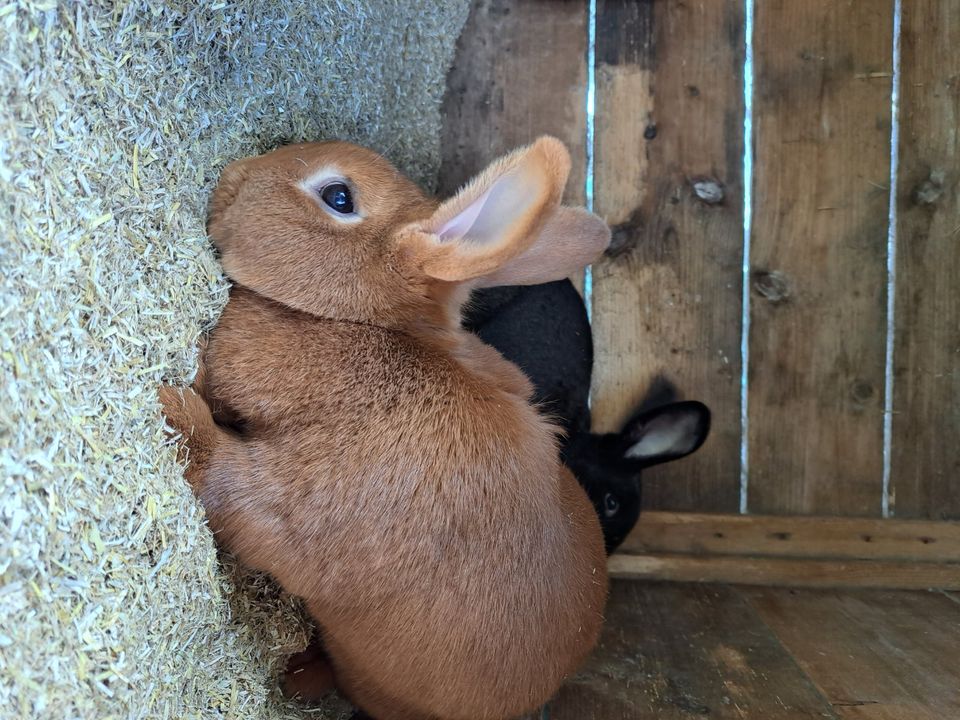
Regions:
[[160, 137, 610, 720]]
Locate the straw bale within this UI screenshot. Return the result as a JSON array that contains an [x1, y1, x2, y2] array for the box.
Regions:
[[0, 1, 468, 717]]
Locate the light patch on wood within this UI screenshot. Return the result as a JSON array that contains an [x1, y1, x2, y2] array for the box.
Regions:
[[591, 263, 692, 433], [713, 645, 750, 675], [589, 0, 745, 513], [592, 64, 652, 225]]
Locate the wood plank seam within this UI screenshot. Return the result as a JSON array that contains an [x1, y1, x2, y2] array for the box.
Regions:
[[733, 586, 842, 720], [609, 552, 960, 591], [940, 590, 960, 607], [746, 588, 960, 718]]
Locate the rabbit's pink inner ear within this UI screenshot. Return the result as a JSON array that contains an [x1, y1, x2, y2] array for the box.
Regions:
[[436, 187, 492, 242], [432, 160, 545, 248], [411, 136, 572, 283], [476, 206, 611, 287]]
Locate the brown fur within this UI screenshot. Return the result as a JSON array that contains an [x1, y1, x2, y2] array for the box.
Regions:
[[160, 138, 610, 720]]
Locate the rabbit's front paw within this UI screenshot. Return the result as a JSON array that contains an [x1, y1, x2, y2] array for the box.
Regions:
[[159, 385, 216, 490]]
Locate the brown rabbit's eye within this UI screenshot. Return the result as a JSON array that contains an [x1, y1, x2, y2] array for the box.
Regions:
[[320, 183, 354, 215]]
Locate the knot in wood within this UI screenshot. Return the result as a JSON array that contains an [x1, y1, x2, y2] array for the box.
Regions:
[[692, 177, 724, 205], [850, 379, 874, 403], [913, 169, 946, 205], [751, 269, 790, 304], [607, 208, 644, 259]]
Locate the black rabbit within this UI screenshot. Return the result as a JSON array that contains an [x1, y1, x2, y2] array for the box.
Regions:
[[464, 279, 711, 553]]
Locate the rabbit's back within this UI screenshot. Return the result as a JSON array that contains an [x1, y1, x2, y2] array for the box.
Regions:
[[201, 286, 605, 717], [204, 286, 578, 569]]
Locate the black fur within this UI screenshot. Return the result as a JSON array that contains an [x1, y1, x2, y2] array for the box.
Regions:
[[464, 279, 710, 554]]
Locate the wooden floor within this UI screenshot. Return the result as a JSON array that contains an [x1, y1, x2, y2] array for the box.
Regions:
[[543, 581, 960, 720]]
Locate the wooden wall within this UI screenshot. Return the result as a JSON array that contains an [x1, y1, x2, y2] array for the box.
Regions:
[[439, 0, 960, 586], [589, 0, 744, 514], [892, 2, 960, 521]]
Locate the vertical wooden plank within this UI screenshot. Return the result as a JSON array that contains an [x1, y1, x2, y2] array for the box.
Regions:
[[437, 0, 587, 205], [747, 587, 960, 720], [748, 1, 893, 515], [590, 1, 744, 512], [551, 581, 839, 720], [891, 2, 960, 519]]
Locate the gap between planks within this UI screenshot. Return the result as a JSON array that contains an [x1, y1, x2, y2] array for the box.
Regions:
[[744, 586, 960, 719], [609, 553, 960, 591]]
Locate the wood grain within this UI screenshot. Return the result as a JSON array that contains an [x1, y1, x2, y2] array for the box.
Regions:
[[747, 0, 894, 516], [619, 511, 960, 562], [550, 581, 838, 720], [608, 553, 960, 591], [437, 0, 587, 204], [590, 0, 745, 513], [747, 587, 960, 719], [890, 1, 960, 520]]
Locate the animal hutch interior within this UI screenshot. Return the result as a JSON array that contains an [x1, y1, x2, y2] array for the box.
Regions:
[[440, 1, 960, 718], [2, 0, 957, 719]]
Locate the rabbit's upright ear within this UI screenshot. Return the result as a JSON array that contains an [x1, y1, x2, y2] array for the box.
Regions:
[[400, 137, 586, 284], [476, 205, 610, 287], [617, 402, 712, 469]]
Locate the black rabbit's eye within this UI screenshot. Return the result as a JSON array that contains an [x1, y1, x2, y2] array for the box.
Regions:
[[603, 493, 620, 517], [320, 183, 354, 214]]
